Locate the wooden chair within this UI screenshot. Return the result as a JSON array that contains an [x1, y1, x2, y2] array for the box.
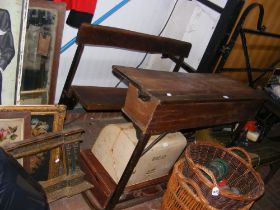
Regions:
[[59, 23, 192, 110]]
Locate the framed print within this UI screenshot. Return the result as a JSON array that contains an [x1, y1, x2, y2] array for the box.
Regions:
[[0, 111, 31, 166], [19, 0, 66, 105], [0, 105, 66, 180], [0, 0, 29, 105], [0, 111, 31, 146], [0, 105, 66, 130]]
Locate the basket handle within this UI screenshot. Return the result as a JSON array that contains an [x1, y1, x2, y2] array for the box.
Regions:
[[227, 147, 252, 166], [195, 164, 218, 187], [177, 174, 209, 205]]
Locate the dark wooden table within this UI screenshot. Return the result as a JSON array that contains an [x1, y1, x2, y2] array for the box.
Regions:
[[102, 65, 265, 210]]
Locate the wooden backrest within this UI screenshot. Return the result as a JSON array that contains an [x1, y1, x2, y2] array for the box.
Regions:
[[77, 23, 192, 57]]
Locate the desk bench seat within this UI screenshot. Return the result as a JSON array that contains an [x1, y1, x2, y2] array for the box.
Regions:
[[71, 86, 127, 111]]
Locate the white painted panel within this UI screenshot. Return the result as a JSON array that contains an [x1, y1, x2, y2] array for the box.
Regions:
[[183, 2, 220, 69], [146, 0, 221, 72], [144, 0, 196, 71]]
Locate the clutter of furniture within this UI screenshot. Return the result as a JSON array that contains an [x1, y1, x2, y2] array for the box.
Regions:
[[54, 20, 266, 209], [3, 1, 280, 209], [95, 66, 264, 210], [1, 22, 266, 210]]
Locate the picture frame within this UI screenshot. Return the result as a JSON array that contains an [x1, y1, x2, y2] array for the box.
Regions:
[[0, 0, 29, 105], [0, 111, 31, 166], [0, 105, 66, 180], [19, 0, 66, 105], [0, 105, 66, 131], [0, 111, 31, 145]]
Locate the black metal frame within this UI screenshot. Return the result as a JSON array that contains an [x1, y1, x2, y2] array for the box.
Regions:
[[215, 3, 280, 88], [196, 0, 244, 73], [215, 3, 280, 146]]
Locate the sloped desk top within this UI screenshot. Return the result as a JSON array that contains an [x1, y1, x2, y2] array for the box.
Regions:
[[113, 65, 265, 135]]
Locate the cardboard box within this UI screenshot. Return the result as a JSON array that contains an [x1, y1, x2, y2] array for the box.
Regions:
[[92, 123, 187, 186]]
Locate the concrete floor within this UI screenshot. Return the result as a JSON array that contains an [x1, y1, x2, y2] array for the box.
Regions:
[[50, 194, 161, 210]]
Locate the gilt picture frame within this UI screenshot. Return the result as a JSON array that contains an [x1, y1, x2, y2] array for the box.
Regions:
[[0, 111, 31, 145], [0, 105, 66, 180], [0, 105, 66, 131], [0, 111, 31, 166]]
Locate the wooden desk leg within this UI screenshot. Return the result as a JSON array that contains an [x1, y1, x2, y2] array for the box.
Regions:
[[105, 133, 151, 210]]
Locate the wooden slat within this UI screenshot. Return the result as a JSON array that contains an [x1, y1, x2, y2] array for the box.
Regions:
[[71, 86, 127, 111], [77, 23, 192, 57], [146, 101, 262, 134]]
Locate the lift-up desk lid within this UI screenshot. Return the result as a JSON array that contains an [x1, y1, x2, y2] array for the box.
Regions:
[[113, 65, 265, 135]]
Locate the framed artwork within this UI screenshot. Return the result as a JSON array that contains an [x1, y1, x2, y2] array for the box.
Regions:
[[0, 111, 31, 166], [0, 111, 31, 145], [0, 0, 29, 105], [0, 111, 31, 150], [19, 0, 66, 105], [0, 105, 66, 130], [0, 105, 66, 180]]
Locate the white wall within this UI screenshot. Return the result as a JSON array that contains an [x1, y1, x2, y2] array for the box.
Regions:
[[145, 0, 223, 71], [55, 0, 227, 102]]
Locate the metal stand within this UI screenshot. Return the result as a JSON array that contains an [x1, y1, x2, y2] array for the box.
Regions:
[[215, 3, 280, 88], [105, 132, 151, 210]]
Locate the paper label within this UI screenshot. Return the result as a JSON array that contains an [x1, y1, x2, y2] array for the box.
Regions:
[[212, 186, 219, 196]]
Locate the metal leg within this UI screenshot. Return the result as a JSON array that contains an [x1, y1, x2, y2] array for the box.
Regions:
[[240, 30, 253, 87], [141, 132, 167, 156], [105, 132, 151, 210]]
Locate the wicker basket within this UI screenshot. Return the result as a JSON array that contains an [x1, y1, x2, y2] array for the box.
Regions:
[[183, 142, 264, 209], [161, 159, 253, 210]]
